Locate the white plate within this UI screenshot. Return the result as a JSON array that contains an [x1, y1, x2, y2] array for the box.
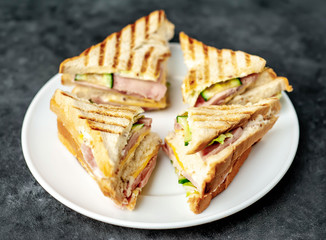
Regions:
[[21, 43, 299, 229]]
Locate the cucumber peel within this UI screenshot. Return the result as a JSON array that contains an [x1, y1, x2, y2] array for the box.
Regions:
[[201, 78, 242, 101], [176, 115, 191, 146], [74, 73, 113, 88], [131, 123, 144, 131]]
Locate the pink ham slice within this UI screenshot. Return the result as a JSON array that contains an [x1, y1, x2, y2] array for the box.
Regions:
[[121, 118, 152, 160], [195, 87, 240, 107], [80, 144, 104, 178], [113, 74, 167, 101], [195, 73, 259, 107], [137, 117, 152, 126], [124, 155, 157, 198], [74, 72, 167, 101], [200, 127, 243, 159], [174, 121, 183, 131]]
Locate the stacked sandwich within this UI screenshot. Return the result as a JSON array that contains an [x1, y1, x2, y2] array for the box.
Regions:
[[60, 10, 174, 110], [50, 12, 293, 213], [163, 98, 281, 213], [50, 89, 161, 209], [162, 32, 292, 214], [179, 32, 292, 107]]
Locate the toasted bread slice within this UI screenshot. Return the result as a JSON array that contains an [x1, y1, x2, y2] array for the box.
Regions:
[[229, 68, 293, 105], [185, 98, 281, 154], [179, 32, 266, 106], [164, 98, 281, 214], [60, 10, 174, 81], [50, 89, 161, 210]]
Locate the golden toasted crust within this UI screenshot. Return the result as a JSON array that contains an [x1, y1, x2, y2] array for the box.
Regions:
[[188, 147, 252, 214], [124, 136, 161, 210], [51, 89, 161, 209], [57, 119, 118, 200], [229, 69, 293, 105], [50, 90, 144, 177], [187, 114, 278, 214], [60, 10, 174, 81], [186, 98, 281, 154], [179, 32, 266, 106]]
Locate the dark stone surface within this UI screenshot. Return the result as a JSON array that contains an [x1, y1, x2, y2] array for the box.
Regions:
[[1, 0, 325, 239]]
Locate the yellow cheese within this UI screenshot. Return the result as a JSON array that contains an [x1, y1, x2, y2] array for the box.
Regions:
[[78, 133, 83, 141], [120, 129, 150, 169], [132, 154, 153, 179], [166, 141, 185, 171]]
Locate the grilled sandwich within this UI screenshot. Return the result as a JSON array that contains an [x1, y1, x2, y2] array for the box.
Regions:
[[50, 89, 161, 210], [59, 10, 174, 110], [163, 98, 281, 213], [179, 32, 292, 107]]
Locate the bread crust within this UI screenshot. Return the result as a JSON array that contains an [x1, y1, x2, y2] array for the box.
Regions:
[[188, 147, 252, 214], [59, 10, 174, 81], [51, 90, 161, 209], [187, 98, 281, 154], [57, 117, 161, 210], [179, 32, 266, 106], [187, 116, 278, 214]]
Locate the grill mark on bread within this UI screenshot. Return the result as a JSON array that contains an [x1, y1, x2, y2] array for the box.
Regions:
[[98, 41, 107, 66], [79, 115, 128, 127], [188, 36, 195, 60], [61, 91, 75, 99], [154, 53, 170, 77], [189, 70, 196, 87], [59, 10, 172, 82], [155, 59, 163, 77], [192, 115, 248, 122], [144, 15, 149, 38], [158, 10, 163, 23], [191, 109, 261, 117], [112, 32, 121, 69], [73, 106, 134, 120], [231, 51, 237, 76], [245, 53, 251, 67], [88, 123, 123, 134], [141, 46, 154, 73], [83, 48, 91, 66], [61, 92, 138, 116], [96, 104, 140, 114], [126, 24, 135, 71], [217, 49, 223, 79], [203, 43, 209, 84]]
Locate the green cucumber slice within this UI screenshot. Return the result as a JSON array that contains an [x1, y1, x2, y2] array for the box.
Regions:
[[102, 73, 113, 88], [74, 73, 113, 88], [201, 78, 242, 101], [176, 115, 192, 146], [131, 123, 144, 131], [75, 74, 87, 81], [178, 177, 190, 184]]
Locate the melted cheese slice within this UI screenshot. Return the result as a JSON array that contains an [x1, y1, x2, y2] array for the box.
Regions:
[[119, 128, 151, 169]]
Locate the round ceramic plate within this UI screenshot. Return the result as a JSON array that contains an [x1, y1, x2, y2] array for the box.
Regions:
[[21, 43, 299, 229]]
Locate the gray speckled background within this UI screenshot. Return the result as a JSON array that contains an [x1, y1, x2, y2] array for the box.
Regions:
[[1, 0, 325, 239]]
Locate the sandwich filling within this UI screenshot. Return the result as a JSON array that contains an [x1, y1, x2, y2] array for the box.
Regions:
[[75, 112, 157, 207], [164, 112, 277, 201], [174, 114, 245, 159], [194, 73, 258, 107], [73, 69, 167, 101]]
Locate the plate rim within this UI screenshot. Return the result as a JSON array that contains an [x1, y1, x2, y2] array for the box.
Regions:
[[21, 45, 299, 230]]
